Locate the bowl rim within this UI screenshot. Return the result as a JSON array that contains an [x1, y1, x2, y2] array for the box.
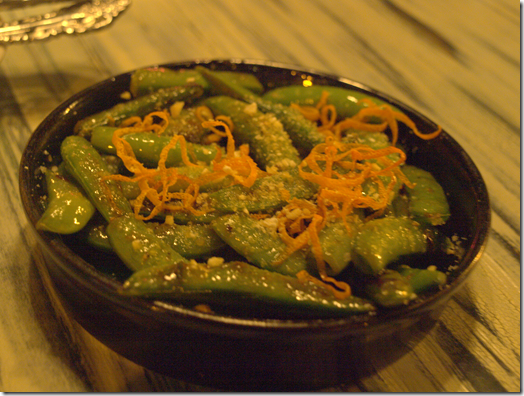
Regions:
[[19, 58, 491, 334]]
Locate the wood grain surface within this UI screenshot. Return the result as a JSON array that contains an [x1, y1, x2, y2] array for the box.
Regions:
[[0, 0, 519, 391]]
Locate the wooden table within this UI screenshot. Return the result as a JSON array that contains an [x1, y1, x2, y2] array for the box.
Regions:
[[0, 0, 519, 391]]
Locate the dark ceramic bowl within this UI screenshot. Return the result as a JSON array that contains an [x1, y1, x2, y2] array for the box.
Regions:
[[19, 59, 490, 391]]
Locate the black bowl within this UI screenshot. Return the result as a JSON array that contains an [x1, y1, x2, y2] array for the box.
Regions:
[[19, 59, 490, 391]]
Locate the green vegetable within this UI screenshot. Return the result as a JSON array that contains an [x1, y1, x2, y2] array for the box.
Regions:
[[207, 167, 317, 214], [36, 168, 96, 234], [397, 265, 447, 294], [146, 221, 226, 259], [351, 217, 427, 275], [106, 213, 187, 272], [130, 68, 264, 97], [120, 260, 376, 316], [61, 136, 132, 222], [262, 85, 396, 120], [317, 217, 361, 276], [365, 270, 416, 307], [402, 165, 450, 226], [203, 95, 301, 172], [74, 85, 204, 138], [90, 126, 220, 167], [211, 214, 315, 276], [81, 220, 113, 253], [196, 66, 326, 153]]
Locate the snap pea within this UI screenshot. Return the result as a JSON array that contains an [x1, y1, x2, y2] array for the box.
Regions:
[[80, 216, 226, 259], [196, 66, 326, 153], [82, 220, 113, 253], [129, 68, 264, 97], [365, 270, 416, 307], [90, 126, 220, 167], [351, 217, 427, 276], [106, 213, 187, 272], [402, 165, 450, 226], [120, 260, 376, 316], [36, 167, 96, 234], [262, 85, 398, 121], [203, 95, 301, 172], [163, 107, 208, 143], [211, 214, 315, 276], [342, 129, 391, 150], [317, 217, 361, 276], [74, 85, 204, 138], [397, 265, 447, 294], [146, 222, 226, 259], [207, 167, 317, 214], [61, 136, 132, 222]]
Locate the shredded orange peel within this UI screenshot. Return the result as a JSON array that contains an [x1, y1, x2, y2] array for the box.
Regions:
[[293, 92, 442, 145], [275, 135, 413, 299], [103, 113, 262, 220]]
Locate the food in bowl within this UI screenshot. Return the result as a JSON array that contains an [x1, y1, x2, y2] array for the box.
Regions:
[[33, 64, 462, 318]]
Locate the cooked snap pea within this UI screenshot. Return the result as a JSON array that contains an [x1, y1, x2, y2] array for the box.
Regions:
[[163, 107, 208, 143], [262, 85, 398, 121], [196, 66, 326, 153], [120, 260, 376, 316], [212, 214, 316, 276], [342, 129, 391, 150], [146, 222, 226, 259], [61, 136, 132, 222], [397, 265, 447, 294], [90, 126, 220, 167], [81, 220, 113, 253], [351, 217, 427, 276], [207, 167, 318, 214], [129, 68, 264, 97], [74, 85, 204, 138], [36, 167, 96, 234], [81, 216, 226, 259], [106, 213, 188, 272], [317, 217, 361, 276], [402, 165, 450, 226], [203, 95, 301, 172], [365, 270, 416, 307]]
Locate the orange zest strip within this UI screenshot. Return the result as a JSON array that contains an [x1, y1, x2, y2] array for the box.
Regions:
[[296, 270, 351, 300], [290, 103, 320, 121], [201, 119, 261, 188], [292, 91, 442, 145]]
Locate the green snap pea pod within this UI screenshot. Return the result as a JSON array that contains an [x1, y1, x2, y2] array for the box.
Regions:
[[90, 126, 220, 167], [146, 222, 226, 259], [74, 85, 204, 138], [196, 66, 326, 153], [262, 85, 399, 120], [211, 214, 316, 276], [317, 217, 362, 276], [365, 270, 416, 307], [36, 168, 96, 234], [106, 213, 187, 272], [207, 167, 318, 214], [342, 129, 391, 150], [129, 68, 264, 97], [402, 165, 450, 226], [120, 260, 376, 316], [81, 220, 113, 253], [80, 217, 226, 259], [397, 265, 447, 294], [351, 217, 427, 276], [163, 107, 208, 143], [61, 136, 132, 222], [203, 95, 301, 172]]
